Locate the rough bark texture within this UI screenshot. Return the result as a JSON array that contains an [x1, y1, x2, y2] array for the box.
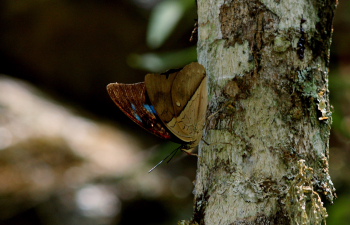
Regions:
[[191, 0, 337, 224]]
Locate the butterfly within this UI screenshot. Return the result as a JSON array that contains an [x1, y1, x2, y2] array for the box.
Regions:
[[106, 62, 208, 156]]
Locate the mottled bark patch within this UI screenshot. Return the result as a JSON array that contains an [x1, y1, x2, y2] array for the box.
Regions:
[[223, 75, 253, 100], [219, 0, 279, 49], [211, 75, 254, 129], [220, 0, 279, 77]]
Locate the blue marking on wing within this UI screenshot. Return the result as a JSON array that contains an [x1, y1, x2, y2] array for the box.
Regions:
[[131, 104, 137, 111], [131, 104, 142, 122], [135, 114, 142, 122], [144, 104, 158, 115], [149, 105, 157, 115]]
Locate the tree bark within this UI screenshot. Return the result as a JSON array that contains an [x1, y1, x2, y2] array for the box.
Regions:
[[191, 0, 337, 224]]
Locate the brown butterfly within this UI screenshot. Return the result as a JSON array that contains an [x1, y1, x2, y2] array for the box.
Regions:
[[107, 62, 207, 155]]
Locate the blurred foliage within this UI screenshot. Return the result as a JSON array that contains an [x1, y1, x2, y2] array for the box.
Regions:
[[147, 0, 195, 49], [128, 0, 197, 72], [0, 0, 199, 225], [329, 73, 350, 138], [326, 1, 350, 223], [327, 194, 350, 225], [128, 46, 197, 72]]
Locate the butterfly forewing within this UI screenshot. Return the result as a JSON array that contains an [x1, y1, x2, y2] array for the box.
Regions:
[[107, 82, 177, 140]]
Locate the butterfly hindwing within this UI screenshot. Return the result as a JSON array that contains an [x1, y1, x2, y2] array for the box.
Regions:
[[168, 74, 207, 145], [145, 62, 207, 150], [107, 82, 177, 140], [171, 62, 206, 117]]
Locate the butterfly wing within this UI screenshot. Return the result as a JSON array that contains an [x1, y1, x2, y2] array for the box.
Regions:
[[169, 73, 207, 146], [107, 82, 178, 140], [168, 63, 207, 145], [144, 71, 177, 123], [170, 62, 207, 118], [145, 62, 207, 147]]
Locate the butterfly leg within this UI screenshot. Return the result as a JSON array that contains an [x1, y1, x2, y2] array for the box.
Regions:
[[201, 138, 209, 145], [181, 149, 198, 157]]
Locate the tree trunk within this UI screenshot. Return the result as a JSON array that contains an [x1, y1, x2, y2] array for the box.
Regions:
[[191, 0, 337, 224]]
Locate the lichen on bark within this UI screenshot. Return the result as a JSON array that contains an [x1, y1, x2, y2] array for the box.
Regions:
[[285, 160, 328, 225]]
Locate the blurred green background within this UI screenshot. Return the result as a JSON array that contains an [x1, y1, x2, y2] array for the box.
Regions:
[[0, 0, 348, 224]]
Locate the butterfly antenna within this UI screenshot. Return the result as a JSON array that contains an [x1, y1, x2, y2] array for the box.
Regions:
[[148, 146, 181, 173], [166, 146, 181, 163], [148, 159, 165, 173]]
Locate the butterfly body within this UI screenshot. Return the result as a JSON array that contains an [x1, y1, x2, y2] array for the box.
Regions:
[[107, 62, 207, 154]]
